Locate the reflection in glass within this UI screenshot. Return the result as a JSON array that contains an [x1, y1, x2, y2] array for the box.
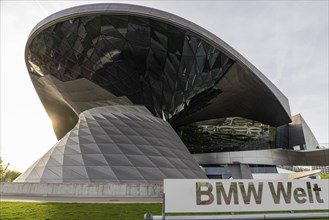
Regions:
[[216, 182, 238, 205], [293, 187, 307, 204], [239, 182, 263, 204], [27, 14, 233, 123], [196, 182, 214, 205], [268, 182, 291, 204], [176, 117, 277, 153]]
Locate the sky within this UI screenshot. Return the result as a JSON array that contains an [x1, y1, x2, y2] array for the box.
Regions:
[[1, 1, 328, 172]]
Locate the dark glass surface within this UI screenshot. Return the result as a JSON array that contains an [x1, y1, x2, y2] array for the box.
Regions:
[[176, 117, 277, 153], [27, 15, 233, 122], [276, 124, 290, 149], [204, 165, 277, 179]]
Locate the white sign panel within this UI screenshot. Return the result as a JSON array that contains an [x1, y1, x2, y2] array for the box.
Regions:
[[164, 179, 329, 213]]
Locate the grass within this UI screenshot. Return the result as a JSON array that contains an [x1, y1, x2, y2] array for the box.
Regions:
[[0, 202, 162, 220], [1, 202, 328, 219]]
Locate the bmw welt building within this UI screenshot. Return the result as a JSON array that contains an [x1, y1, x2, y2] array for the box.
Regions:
[[15, 4, 328, 183]]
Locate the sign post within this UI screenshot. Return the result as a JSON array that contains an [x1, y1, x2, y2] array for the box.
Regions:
[[164, 179, 329, 213], [145, 179, 329, 219]]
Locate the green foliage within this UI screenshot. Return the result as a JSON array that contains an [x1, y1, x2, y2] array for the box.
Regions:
[[0, 158, 21, 182], [1, 202, 327, 220], [2, 170, 21, 182], [0, 202, 162, 220], [320, 174, 329, 179], [0, 158, 4, 176]]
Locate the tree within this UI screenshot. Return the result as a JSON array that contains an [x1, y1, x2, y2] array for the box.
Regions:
[[0, 159, 4, 177], [2, 170, 21, 182], [0, 158, 7, 178], [0, 158, 21, 182], [320, 174, 329, 179]]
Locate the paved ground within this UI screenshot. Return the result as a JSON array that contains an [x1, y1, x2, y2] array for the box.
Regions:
[[0, 195, 162, 203]]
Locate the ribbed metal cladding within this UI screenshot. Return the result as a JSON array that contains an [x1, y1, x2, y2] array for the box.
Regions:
[[15, 105, 206, 183]]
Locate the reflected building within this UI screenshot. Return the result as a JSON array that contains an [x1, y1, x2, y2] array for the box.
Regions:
[[176, 117, 277, 153], [15, 3, 325, 183]]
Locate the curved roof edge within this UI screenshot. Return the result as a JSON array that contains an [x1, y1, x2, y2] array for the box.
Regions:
[[26, 3, 291, 122]]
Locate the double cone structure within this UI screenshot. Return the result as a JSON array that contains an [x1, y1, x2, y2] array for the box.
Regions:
[[17, 106, 206, 183]]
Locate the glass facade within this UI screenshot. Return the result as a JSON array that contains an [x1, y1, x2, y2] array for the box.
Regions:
[[27, 15, 233, 122], [176, 117, 277, 153], [204, 165, 277, 179]]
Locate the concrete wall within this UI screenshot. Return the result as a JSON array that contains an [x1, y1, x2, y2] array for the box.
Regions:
[[0, 183, 163, 197], [193, 148, 329, 166]]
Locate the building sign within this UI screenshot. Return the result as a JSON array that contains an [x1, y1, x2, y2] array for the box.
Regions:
[[164, 179, 329, 213]]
